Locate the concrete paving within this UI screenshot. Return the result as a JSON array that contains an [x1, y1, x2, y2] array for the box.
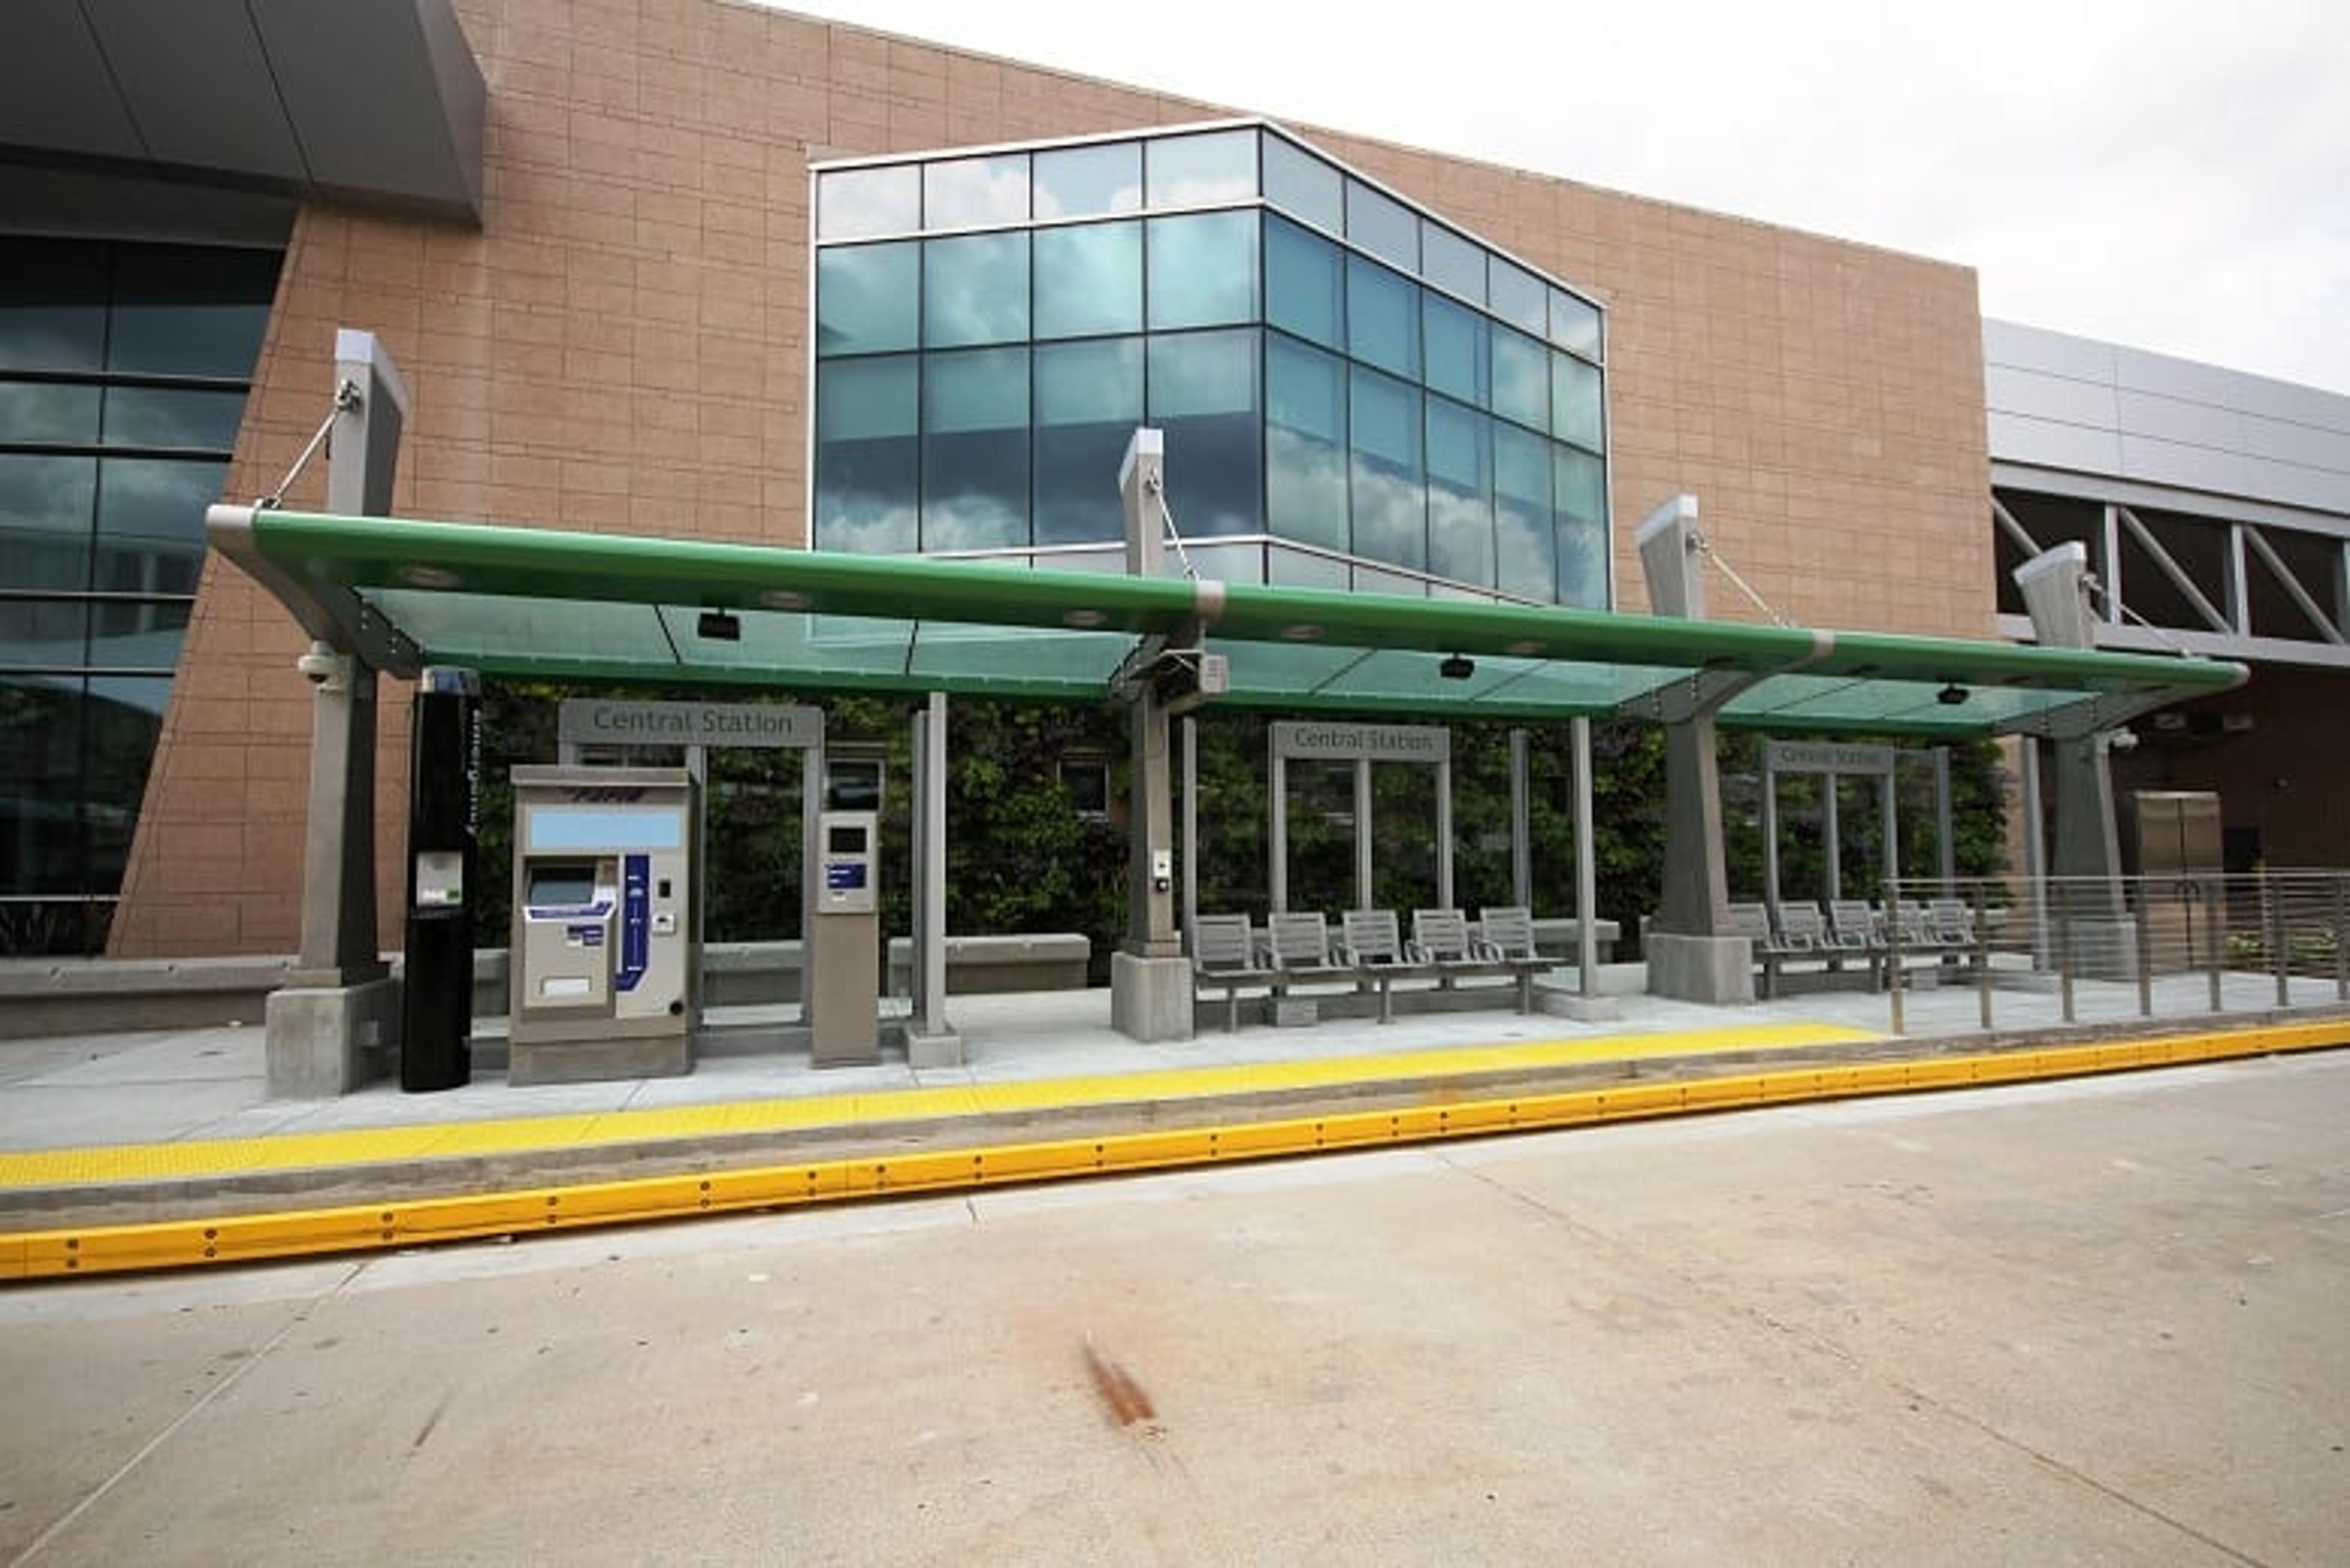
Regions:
[[1, 1053, 2343, 1564]]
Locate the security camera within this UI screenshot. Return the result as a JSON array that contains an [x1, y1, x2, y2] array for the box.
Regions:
[[296, 643, 352, 691]]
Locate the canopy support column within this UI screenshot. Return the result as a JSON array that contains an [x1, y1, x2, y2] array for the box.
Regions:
[[2017, 543, 2136, 977], [905, 691, 962, 1067], [266, 329, 410, 1098], [1110, 428, 1193, 1042], [1635, 496, 1755, 1004]]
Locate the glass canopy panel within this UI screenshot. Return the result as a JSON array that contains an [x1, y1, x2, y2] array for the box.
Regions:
[[1261, 134, 1343, 232], [1722, 675, 2080, 733], [818, 166, 920, 240], [365, 589, 681, 668], [1032, 221, 1141, 339], [1144, 130, 1258, 207], [902, 621, 1134, 689], [922, 233, 1029, 348], [924, 154, 1029, 228], [1033, 141, 1141, 219]]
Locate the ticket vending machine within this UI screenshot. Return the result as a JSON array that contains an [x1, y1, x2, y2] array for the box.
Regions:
[[508, 766, 697, 1085], [808, 757, 882, 1067]]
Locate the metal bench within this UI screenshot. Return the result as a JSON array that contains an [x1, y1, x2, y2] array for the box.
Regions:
[[1338, 908, 1427, 1023], [1827, 900, 1889, 987], [1189, 914, 1273, 1032], [1730, 901, 1816, 999], [1411, 908, 1515, 998], [1265, 912, 1357, 1013], [1473, 906, 1551, 1013]]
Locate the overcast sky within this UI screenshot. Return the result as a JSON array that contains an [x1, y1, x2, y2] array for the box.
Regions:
[[772, 0, 2349, 395]]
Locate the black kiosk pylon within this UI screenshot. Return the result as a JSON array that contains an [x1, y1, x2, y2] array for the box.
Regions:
[[401, 666, 480, 1091]]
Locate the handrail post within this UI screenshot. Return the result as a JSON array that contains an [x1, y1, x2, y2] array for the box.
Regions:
[[1886, 877, 1904, 1036], [2205, 875, 2225, 1013], [2133, 877, 2153, 1018], [2266, 868, 2289, 1008], [2334, 874, 2348, 1004], [1974, 877, 1992, 1031], [2059, 908, 2075, 1025]]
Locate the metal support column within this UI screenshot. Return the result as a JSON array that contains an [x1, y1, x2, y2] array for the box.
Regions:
[[1933, 746, 1954, 892], [1760, 750, 1780, 919], [1269, 749, 1288, 914], [1110, 428, 1191, 1040], [1573, 716, 1597, 999], [1436, 755, 1454, 912], [1508, 729, 1531, 909], [1181, 716, 1198, 947], [1354, 757, 1373, 911], [1822, 776, 1841, 903]]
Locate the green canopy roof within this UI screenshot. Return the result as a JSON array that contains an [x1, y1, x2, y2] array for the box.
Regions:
[[207, 506, 2245, 738]]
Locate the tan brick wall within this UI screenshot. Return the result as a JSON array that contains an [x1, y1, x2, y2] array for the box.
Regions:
[[110, 0, 1992, 956]]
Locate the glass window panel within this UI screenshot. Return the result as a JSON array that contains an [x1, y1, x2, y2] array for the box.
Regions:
[[1266, 336, 1348, 553], [1345, 180, 1418, 271], [1144, 130, 1257, 207], [923, 231, 1029, 348], [1550, 286, 1603, 359], [1034, 141, 1141, 218], [0, 599, 88, 669], [1261, 135, 1343, 231], [1146, 329, 1261, 536], [1146, 211, 1258, 331], [1554, 446, 1608, 610], [818, 165, 920, 239], [0, 239, 106, 371], [0, 381, 101, 444], [94, 457, 222, 595], [924, 153, 1029, 228], [815, 242, 920, 356], [1491, 325, 1547, 431], [1034, 338, 1143, 546], [0, 674, 86, 895], [1422, 293, 1488, 409], [1345, 255, 1419, 379], [1550, 351, 1604, 450], [0, 454, 98, 592], [83, 673, 170, 886], [1488, 256, 1548, 337], [1494, 424, 1554, 603], [1264, 214, 1342, 350], [1425, 397, 1494, 588], [1421, 223, 1485, 304], [922, 347, 1030, 551], [1033, 221, 1141, 339], [102, 387, 247, 451], [1349, 366, 1423, 573], [88, 598, 190, 671], [815, 357, 919, 553], [106, 246, 278, 378]]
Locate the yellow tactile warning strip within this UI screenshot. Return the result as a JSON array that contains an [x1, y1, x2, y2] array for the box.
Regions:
[[6, 1018, 2347, 1281], [0, 1021, 1876, 1190]]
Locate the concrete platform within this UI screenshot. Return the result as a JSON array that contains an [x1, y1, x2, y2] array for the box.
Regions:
[[4, 969, 2348, 1269]]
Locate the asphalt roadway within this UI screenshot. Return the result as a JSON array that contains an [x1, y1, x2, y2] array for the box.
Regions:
[[3, 1051, 2345, 1566]]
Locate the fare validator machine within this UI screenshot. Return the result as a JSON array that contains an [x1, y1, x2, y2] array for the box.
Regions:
[[508, 765, 697, 1085], [808, 756, 882, 1067]]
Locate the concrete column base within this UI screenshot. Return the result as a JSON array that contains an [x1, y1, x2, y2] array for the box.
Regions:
[[264, 977, 402, 1099], [1111, 951, 1193, 1043], [902, 1025, 965, 1069], [1645, 933, 1757, 1006]]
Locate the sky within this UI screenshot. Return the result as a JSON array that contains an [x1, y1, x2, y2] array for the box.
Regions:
[[770, 0, 2350, 395]]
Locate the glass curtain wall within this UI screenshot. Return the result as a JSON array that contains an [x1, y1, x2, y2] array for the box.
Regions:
[[0, 238, 281, 954], [812, 123, 1608, 607]]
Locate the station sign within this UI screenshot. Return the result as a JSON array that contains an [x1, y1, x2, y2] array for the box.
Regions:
[[1764, 740, 1896, 775], [1270, 722, 1450, 764], [559, 698, 823, 750]]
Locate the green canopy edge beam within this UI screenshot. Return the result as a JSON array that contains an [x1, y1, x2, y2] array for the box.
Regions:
[[207, 506, 2250, 737]]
